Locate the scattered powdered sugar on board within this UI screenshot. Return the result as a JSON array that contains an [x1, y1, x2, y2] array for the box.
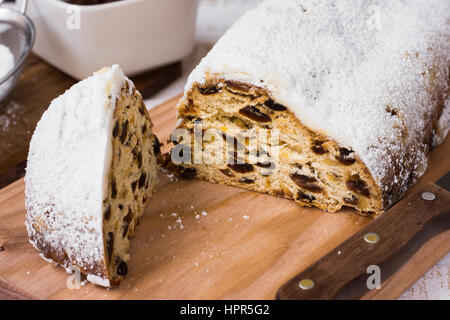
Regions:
[[0, 44, 14, 80]]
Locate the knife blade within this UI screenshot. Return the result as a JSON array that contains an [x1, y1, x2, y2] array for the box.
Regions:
[[276, 171, 450, 300]]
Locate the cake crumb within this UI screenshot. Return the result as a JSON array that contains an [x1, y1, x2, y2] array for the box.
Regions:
[[0, 44, 14, 80], [0, 101, 22, 131]]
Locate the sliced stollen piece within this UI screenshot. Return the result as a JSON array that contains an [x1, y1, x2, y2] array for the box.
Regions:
[[25, 65, 161, 287], [172, 0, 450, 216]]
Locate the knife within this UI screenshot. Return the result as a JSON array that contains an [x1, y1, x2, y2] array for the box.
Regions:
[[276, 171, 450, 300]]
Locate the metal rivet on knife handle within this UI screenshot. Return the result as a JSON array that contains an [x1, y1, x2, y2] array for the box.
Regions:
[[298, 279, 315, 290], [421, 191, 436, 201], [364, 232, 379, 244]]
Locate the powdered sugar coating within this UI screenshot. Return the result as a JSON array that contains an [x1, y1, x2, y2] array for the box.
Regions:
[[25, 65, 130, 286], [185, 0, 450, 207]]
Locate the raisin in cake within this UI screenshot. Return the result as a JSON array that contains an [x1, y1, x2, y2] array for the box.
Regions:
[[173, 0, 450, 216], [25, 65, 161, 287]]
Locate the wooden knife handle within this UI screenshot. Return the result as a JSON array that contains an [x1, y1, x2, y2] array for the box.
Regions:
[[276, 182, 450, 300]]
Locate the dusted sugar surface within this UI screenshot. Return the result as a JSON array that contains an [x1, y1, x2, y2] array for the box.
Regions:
[[25, 65, 129, 285], [186, 0, 450, 204]]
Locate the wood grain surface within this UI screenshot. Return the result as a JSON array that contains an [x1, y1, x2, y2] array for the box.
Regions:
[[0, 95, 448, 300], [0, 54, 181, 189]]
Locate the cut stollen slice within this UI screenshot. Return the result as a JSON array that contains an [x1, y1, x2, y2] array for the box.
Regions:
[[25, 65, 161, 287]]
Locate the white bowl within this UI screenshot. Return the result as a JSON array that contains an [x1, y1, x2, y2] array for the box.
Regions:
[[27, 0, 198, 79]]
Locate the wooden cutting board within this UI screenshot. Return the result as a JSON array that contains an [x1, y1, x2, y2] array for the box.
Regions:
[[0, 95, 449, 300]]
